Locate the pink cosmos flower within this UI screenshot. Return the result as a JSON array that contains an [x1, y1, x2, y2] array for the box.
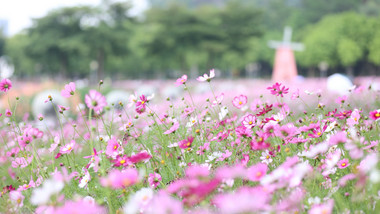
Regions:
[[309, 199, 334, 214], [54, 200, 105, 214], [145, 191, 183, 214], [213, 187, 270, 213], [267, 82, 289, 97], [100, 168, 139, 189], [196, 69, 215, 82], [85, 90, 107, 114], [113, 155, 130, 167], [11, 156, 33, 168], [105, 137, 120, 157], [232, 94, 247, 109], [59, 140, 75, 154], [175, 75, 187, 86], [328, 131, 347, 146], [61, 82, 76, 98], [179, 136, 194, 149], [0, 78, 12, 92], [5, 109, 12, 117], [291, 88, 300, 100], [337, 158, 350, 169], [242, 114, 256, 129], [57, 105, 69, 114], [9, 191, 24, 208], [347, 109, 360, 127], [335, 95, 347, 104], [135, 95, 148, 114], [212, 93, 224, 107], [248, 163, 267, 182], [148, 173, 162, 188], [129, 151, 152, 164], [163, 119, 179, 134], [369, 109, 380, 121]]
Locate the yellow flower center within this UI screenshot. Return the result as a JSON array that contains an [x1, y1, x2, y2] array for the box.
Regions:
[[266, 155, 270, 159], [256, 171, 262, 177], [141, 101, 145, 104], [249, 121, 253, 125], [17, 199, 21, 204], [120, 160, 126, 164], [342, 163, 346, 166], [239, 101, 242, 105], [114, 145, 117, 150], [376, 113, 380, 117], [317, 132, 322, 136]]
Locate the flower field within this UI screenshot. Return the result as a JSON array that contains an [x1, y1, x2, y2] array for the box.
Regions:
[[1, 71, 380, 213]]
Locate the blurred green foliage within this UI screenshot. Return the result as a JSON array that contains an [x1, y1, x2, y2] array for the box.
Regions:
[[2, 0, 380, 79]]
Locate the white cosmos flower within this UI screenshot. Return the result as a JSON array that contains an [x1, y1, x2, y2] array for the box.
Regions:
[[79, 171, 91, 188], [31, 179, 64, 205], [219, 106, 228, 121], [123, 188, 153, 214]]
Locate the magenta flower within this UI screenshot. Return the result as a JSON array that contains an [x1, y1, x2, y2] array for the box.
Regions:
[[337, 158, 350, 169], [267, 82, 289, 97], [148, 173, 162, 188], [85, 90, 107, 114], [179, 136, 194, 149], [100, 168, 139, 189], [135, 95, 148, 114], [175, 75, 187, 86], [196, 69, 215, 82], [61, 82, 76, 98], [5, 109, 12, 117], [0, 78, 12, 92], [129, 151, 152, 164], [232, 94, 247, 109], [369, 109, 380, 121]]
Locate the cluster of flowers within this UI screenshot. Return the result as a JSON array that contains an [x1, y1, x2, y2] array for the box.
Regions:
[[0, 72, 380, 213]]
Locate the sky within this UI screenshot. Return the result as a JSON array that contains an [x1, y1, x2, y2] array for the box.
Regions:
[[0, 0, 149, 36]]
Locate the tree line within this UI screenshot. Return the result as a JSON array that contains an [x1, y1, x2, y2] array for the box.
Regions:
[[1, 0, 380, 80]]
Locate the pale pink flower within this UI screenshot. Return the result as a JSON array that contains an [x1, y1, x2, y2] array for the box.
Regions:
[[175, 75, 187, 86], [9, 191, 24, 207], [248, 163, 267, 182], [85, 90, 107, 114], [196, 69, 215, 82], [59, 140, 75, 154], [61, 82, 76, 98], [242, 114, 256, 129], [309, 199, 334, 214], [163, 119, 179, 134], [232, 94, 247, 109], [347, 109, 360, 127]]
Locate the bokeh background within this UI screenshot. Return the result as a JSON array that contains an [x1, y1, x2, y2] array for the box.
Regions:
[[1, 0, 380, 82]]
